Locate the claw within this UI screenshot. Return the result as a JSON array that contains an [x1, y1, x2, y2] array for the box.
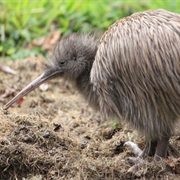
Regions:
[[126, 156, 144, 164], [127, 164, 139, 173], [124, 141, 142, 156]]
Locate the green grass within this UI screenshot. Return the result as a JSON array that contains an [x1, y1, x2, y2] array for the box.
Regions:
[[0, 0, 179, 60]]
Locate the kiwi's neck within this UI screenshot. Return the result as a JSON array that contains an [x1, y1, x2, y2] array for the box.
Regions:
[[75, 34, 99, 109], [76, 67, 99, 110]]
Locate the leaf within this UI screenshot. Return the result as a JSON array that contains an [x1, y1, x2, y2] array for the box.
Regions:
[[0, 64, 17, 74]]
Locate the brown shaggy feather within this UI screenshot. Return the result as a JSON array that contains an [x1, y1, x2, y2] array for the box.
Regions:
[[91, 9, 180, 140]]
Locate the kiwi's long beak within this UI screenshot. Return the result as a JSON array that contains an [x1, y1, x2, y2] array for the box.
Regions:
[[3, 71, 60, 110]]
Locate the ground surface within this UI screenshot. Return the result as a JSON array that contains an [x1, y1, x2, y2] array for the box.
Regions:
[[0, 57, 179, 179]]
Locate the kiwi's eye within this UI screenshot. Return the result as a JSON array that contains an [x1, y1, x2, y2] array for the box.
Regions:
[[60, 61, 65, 65]]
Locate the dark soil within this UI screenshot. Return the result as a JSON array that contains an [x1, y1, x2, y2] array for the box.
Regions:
[[0, 57, 179, 180]]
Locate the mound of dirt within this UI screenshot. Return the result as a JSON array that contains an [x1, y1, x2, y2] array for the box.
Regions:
[[0, 57, 179, 179]]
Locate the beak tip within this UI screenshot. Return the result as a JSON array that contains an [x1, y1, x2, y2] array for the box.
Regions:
[[2, 105, 8, 110]]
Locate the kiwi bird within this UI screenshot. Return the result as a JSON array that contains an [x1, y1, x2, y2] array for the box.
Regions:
[[3, 9, 180, 161]]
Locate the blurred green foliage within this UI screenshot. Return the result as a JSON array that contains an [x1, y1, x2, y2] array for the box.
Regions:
[[0, 0, 179, 60]]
